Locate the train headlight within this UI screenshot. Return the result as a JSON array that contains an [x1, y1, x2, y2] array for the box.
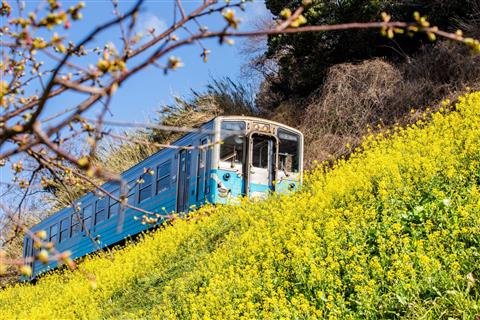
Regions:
[[223, 173, 231, 181], [288, 183, 296, 191]]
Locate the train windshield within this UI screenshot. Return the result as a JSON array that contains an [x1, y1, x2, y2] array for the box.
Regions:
[[220, 121, 246, 169], [278, 129, 300, 173]]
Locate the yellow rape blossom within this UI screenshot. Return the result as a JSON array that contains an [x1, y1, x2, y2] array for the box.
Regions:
[[1, 93, 480, 318]]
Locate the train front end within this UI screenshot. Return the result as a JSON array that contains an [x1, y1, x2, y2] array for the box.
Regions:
[[211, 116, 303, 203]]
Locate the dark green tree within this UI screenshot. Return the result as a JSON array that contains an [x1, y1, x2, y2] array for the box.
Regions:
[[264, 0, 480, 102]]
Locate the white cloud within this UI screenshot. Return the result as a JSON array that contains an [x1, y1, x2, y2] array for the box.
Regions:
[[137, 13, 167, 35], [237, 1, 272, 28]]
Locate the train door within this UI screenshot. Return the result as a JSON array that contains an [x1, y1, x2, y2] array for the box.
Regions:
[[247, 133, 277, 197], [195, 138, 208, 204], [177, 149, 192, 212]]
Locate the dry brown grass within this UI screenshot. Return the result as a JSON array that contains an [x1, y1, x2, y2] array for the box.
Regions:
[[301, 59, 401, 163]]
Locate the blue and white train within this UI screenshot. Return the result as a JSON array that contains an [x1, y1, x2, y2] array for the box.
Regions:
[[22, 116, 303, 279]]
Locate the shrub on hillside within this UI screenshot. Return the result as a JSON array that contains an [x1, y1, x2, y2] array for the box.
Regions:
[[300, 59, 401, 163], [300, 41, 480, 165]]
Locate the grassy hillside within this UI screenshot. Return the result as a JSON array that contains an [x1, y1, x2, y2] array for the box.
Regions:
[[1, 93, 480, 319]]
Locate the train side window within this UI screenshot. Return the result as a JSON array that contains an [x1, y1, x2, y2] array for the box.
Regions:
[[49, 223, 58, 243], [139, 173, 153, 203], [30, 241, 35, 264], [59, 217, 69, 242], [109, 188, 119, 218], [70, 213, 81, 237], [24, 238, 30, 258], [156, 160, 171, 194], [127, 180, 137, 205], [95, 198, 107, 225], [83, 205, 92, 231]]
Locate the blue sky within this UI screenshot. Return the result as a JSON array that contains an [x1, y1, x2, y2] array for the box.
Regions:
[[0, 0, 271, 201], [27, 0, 270, 123], [95, 0, 270, 123]]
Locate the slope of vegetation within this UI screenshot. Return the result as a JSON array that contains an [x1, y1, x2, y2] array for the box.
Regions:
[[1, 92, 480, 319]]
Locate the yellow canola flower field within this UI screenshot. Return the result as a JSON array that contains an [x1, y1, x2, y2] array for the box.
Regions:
[[1, 93, 480, 319]]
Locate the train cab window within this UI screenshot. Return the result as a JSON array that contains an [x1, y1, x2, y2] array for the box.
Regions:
[[139, 173, 153, 203], [83, 205, 92, 231], [95, 198, 107, 225], [251, 136, 271, 169], [109, 189, 120, 218], [220, 121, 245, 170], [59, 217, 70, 242], [156, 160, 171, 194], [70, 213, 81, 237], [49, 224, 58, 243], [278, 129, 300, 173]]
